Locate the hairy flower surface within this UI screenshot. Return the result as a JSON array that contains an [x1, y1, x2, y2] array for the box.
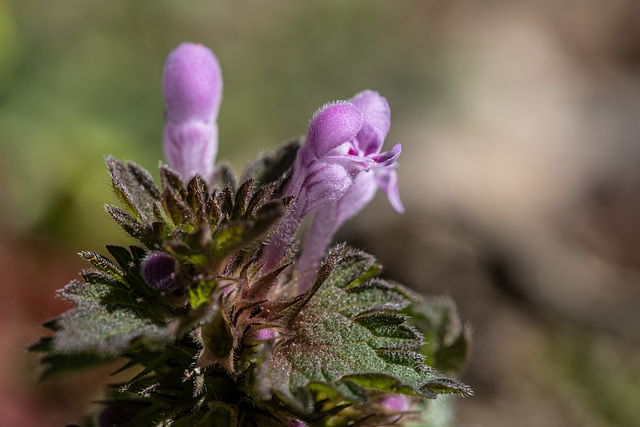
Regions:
[[261, 95, 401, 276], [294, 90, 403, 291], [162, 42, 222, 183]]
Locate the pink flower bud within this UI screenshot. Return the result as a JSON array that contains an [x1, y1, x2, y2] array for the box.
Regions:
[[244, 326, 281, 344], [378, 393, 410, 412], [162, 43, 222, 183], [163, 43, 222, 123], [141, 251, 177, 291]]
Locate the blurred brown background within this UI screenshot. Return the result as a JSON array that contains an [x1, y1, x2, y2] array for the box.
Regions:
[[1, 1, 640, 426]]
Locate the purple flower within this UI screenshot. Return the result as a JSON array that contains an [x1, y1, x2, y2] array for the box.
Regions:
[[260, 92, 402, 277], [294, 91, 403, 292], [259, 102, 364, 273], [162, 43, 222, 183]]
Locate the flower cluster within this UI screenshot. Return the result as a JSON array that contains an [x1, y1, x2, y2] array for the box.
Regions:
[[162, 43, 403, 292], [31, 42, 471, 427]]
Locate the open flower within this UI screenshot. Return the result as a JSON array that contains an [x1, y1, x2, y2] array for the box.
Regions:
[[162, 43, 222, 183], [294, 90, 403, 292], [260, 92, 402, 277]]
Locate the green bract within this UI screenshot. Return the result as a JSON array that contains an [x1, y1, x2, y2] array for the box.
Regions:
[[30, 141, 472, 426]]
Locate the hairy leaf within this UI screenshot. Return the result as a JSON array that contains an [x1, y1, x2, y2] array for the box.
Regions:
[[210, 163, 236, 193], [241, 138, 301, 190], [50, 306, 172, 355], [254, 249, 472, 414], [405, 297, 472, 377], [106, 156, 158, 222]]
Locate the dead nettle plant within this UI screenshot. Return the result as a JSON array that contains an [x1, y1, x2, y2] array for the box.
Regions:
[[31, 43, 472, 427]]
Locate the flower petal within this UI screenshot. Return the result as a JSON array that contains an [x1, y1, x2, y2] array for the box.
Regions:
[[370, 143, 401, 167], [375, 167, 404, 213], [295, 160, 354, 215], [354, 124, 385, 157], [303, 102, 363, 161], [350, 90, 391, 140]]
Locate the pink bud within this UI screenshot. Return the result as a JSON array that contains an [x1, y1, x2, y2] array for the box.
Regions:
[[141, 252, 177, 291], [378, 394, 410, 412], [245, 326, 281, 344], [163, 43, 222, 123], [162, 43, 222, 183]]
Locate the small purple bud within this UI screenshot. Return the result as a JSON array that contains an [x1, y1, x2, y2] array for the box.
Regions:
[[253, 328, 278, 340], [378, 394, 410, 412], [141, 252, 177, 291], [350, 89, 391, 137], [162, 42, 222, 183], [244, 326, 281, 344]]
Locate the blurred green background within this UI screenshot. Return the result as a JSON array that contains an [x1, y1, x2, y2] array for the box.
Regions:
[[2, 1, 640, 426]]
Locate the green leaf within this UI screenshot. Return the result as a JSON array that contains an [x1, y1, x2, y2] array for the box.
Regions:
[[209, 200, 285, 268], [210, 162, 237, 193], [51, 306, 172, 355], [39, 351, 117, 380], [404, 297, 471, 377], [160, 164, 187, 199], [106, 156, 158, 222], [28, 336, 53, 353], [253, 248, 472, 414], [201, 305, 234, 359], [186, 175, 208, 219], [241, 138, 301, 188], [218, 186, 234, 219], [79, 251, 123, 280], [127, 161, 161, 200], [246, 183, 275, 217], [188, 280, 217, 309], [232, 179, 254, 219], [81, 269, 128, 291], [162, 187, 194, 226], [105, 245, 157, 298], [59, 279, 134, 308], [206, 195, 221, 226], [105, 205, 154, 245]]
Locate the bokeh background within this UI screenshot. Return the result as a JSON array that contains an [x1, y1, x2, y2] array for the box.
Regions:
[[1, 1, 640, 426]]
